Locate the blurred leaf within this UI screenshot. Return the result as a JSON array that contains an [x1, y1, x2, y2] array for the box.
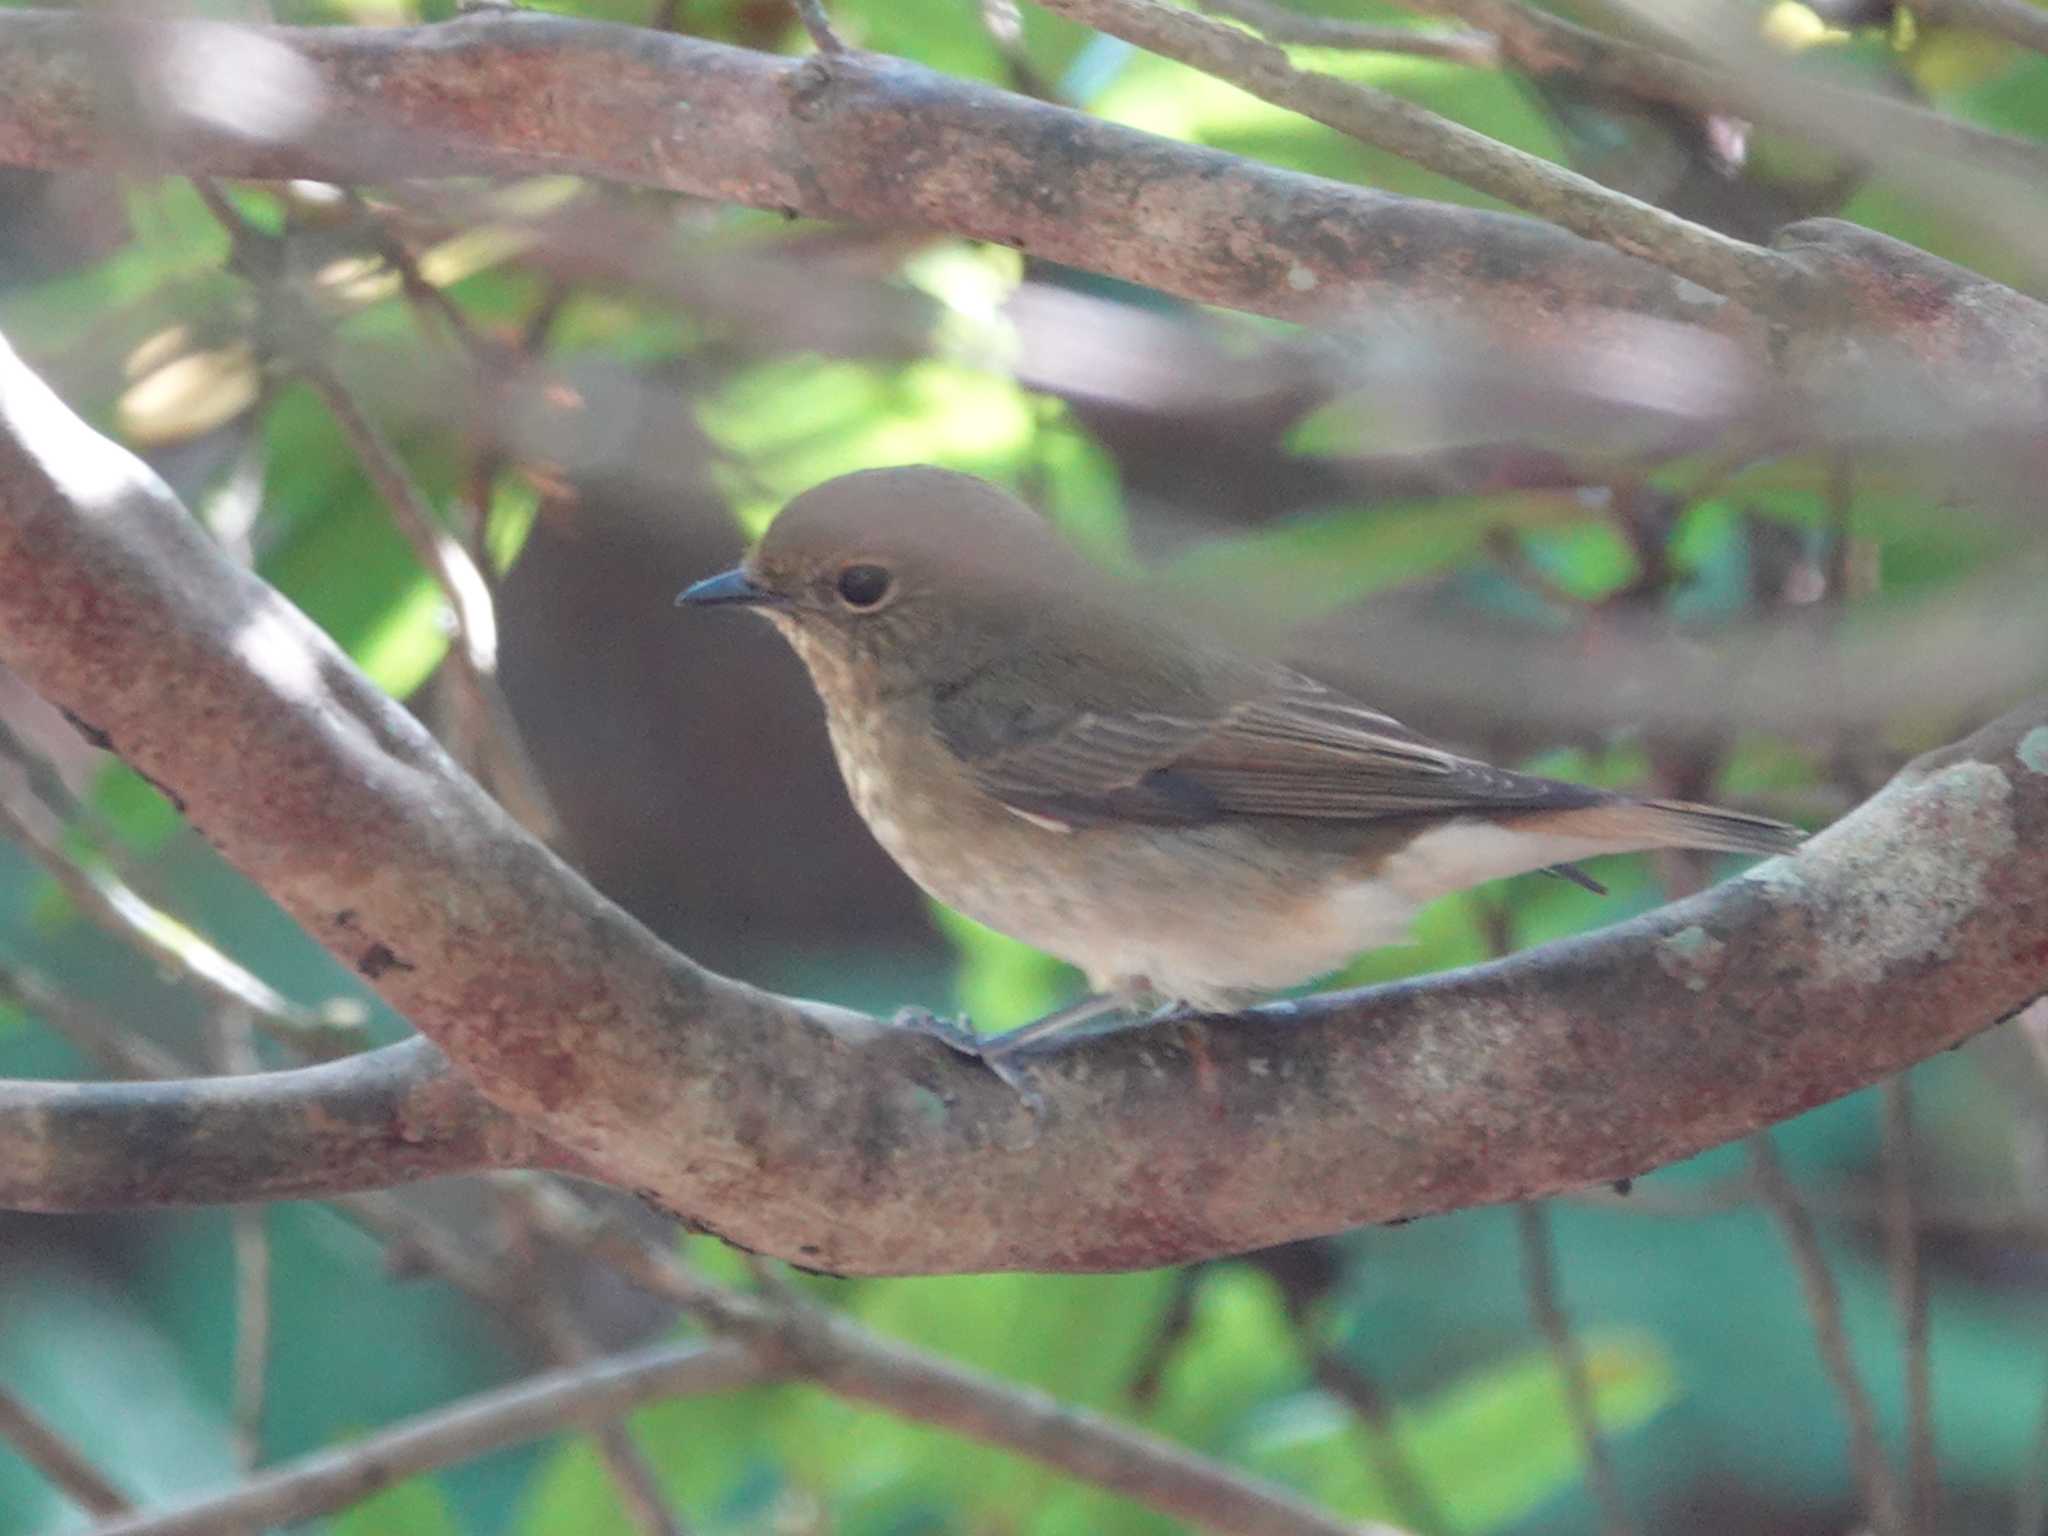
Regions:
[[931, 903, 1072, 1032], [334, 1478, 465, 1536], [89, 761, 185, 855], [701, 358, 1039, 534], [1251, 1327, 1677, 1530], [1159, 494, 1591, 622], [257, 384, 453, 697]]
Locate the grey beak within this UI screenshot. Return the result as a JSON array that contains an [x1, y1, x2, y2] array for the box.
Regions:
[[676, 567, 777, 609]]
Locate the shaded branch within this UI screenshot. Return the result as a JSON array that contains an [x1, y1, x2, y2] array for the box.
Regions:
[[1515, 1203, 1632, 1536], [81, 1341, 768, 1536], [1750, 1132, 1903, 1535], [0, 1385, 130, 1517], [519, 1186, 1399, 1536], [0, 1036, 560, 1209]]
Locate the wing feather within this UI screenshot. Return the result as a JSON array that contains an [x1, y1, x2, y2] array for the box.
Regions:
[[943, 666, 1608, 826]]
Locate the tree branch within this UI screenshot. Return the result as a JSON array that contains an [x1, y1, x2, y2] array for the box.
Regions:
[[79, 1341, 769, 1536], [0, 326, 2045, 1272], [0, 1384, 130, 1517], [1033, 0, 1800, 309], [0, 12, 2037, 435], [0, 1037, 559, 1209], [0, 8, 1763, 345]]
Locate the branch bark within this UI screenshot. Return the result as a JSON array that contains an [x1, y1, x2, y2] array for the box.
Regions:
[[80, 1341, 769, 1536], [0, 9, 1759, 344], [0, 1037, 556, 1208], [0, 328, 2045, 1273], [0, 13, 2039, 441]]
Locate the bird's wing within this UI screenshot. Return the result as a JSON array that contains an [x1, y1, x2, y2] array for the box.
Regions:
[[938, 666, 1608, 827]]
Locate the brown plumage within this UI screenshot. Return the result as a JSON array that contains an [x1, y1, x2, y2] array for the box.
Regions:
[[680, 466, 1803, 1049]]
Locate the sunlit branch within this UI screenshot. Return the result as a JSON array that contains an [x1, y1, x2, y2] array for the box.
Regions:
[[1032, 0, 1798, 309]]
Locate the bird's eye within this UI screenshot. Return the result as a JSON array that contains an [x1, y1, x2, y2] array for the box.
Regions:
[[835, 563, 893, 609]]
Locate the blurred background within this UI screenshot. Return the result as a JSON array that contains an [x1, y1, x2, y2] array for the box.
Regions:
[[3, 0, 2048, 1530]]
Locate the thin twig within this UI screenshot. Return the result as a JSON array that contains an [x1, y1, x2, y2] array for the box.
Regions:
[[1749, 1132, 1904, 1535], [1899, 0, 2048, 56], [491, 1186, 690, 1536], [1514, 1203, 1634, 1536], [0, 784, 364, 1059], [1032, 0, 1800, 309], [517, 1186, 1396, 1536], [213, 1007, 273, 1475], [300, 369, 563, 845], [0, 1384, 131, 1516], [77, 1342, 768, 1536], [1374, 0, 2048, 186], [2021, 1368, 2048, 1536], [192, 180, 563, 847], [1195, 0, 1498, 64], [1310, 1352, 1451, 1536], [0, 964, 190, 1079], [344, 190, 494, 362], [793, 0, 848, 52], [528, 1308, 691, 1536], [1881, 1078, 1937, 1535]]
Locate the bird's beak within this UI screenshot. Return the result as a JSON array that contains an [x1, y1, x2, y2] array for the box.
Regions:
[[676, 567, 780, 609]]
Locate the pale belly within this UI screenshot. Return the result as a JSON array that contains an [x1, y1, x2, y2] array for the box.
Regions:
[[832, 722, 1420, 1009], [818, 678, 1629, 1011]]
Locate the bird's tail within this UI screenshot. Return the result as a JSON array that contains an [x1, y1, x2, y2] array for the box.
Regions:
[[1562, 797, 1807, 858]]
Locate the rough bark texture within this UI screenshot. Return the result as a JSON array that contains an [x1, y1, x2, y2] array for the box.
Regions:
[[0, 1037, 555, 1208], [0, 10, 1758, 344], [0, 331, 2044, 1273], [0, 15, 2038, 443]]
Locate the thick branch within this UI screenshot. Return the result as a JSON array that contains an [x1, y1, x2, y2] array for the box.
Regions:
[[1, 329, 2045, 1273], [0, 8, 1758, 346], [0, 1037, 555, 1208], [0, 13, 2038, 430]]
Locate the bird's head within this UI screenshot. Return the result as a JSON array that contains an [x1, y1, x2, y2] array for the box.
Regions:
[[677, 466, 1096, 685]]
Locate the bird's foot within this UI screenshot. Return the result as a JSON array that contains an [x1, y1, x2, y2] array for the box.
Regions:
[[892, 1007, 1045, 1108], [892, 1006, 983, 1059]]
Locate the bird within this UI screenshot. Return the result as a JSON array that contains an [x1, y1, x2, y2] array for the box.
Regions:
[[678, 466, 1804, 1070]]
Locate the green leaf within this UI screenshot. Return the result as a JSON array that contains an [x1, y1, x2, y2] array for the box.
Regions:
[[257, 384, 452, 698], [930, 904, 1073, 1032], [1250, 1327, 1677, 1530], [333, 1477, 464, 1536], [88, 762, 184, 855], [1158, 494, 1591, 624], [700, 358, 1040, 535]]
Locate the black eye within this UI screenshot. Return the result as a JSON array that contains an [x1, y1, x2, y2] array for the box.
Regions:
[[835, 563, 892, 609]]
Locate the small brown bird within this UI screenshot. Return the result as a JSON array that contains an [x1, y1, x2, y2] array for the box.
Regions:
[[679, 466, 1803, 1064]]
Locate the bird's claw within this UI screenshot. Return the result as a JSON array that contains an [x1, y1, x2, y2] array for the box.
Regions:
[[892, 1006, 983, 1058]]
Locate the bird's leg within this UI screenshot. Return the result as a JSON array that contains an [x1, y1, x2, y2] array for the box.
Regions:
[[980, 993, 1129, 1058], [901, 994, 1146, 1106]]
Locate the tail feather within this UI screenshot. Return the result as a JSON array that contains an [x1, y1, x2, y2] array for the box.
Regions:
[[1554, 798, 1807, 858]]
